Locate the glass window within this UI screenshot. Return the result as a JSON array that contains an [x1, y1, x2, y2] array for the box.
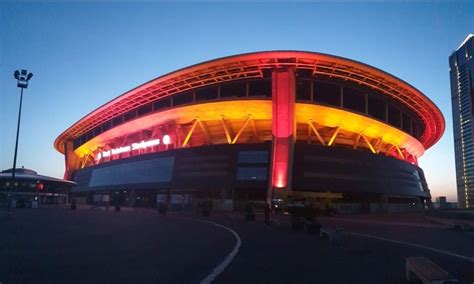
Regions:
[[124, 110, 137, 122], [73, 169, 92, 187], [387, 103, 401, 128], [137, 104, 152, 116], [89, 157, 175, 186], [102, 120, 112, 132], [248, 80, 271, 97], [85, 131, 92, 141], [413, 170, 421, 180], [343, 87, 366, 113], [112, 116, 123, 127], [367, 96, 386, 121], [93, 126, 103, 137], [173, 92, 193, 106], [296, 69, 312, 79], [238, 151, 269, 164], [78, 135, 85, 146], [236, 167, 268, 181], [220, 81, 247, 98], [195, 87, 218, 101], [412, 122, 420, 139], [402, 113, 412, 134], [296, 79, 312, 101], [314, 81, 341, 107], [153, 97, 171, 111], [413, 170, 424, 191], [73, 139, 81, 149]]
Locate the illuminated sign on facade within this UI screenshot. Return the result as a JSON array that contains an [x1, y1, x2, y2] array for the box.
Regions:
[[96, 135, 171, 161]]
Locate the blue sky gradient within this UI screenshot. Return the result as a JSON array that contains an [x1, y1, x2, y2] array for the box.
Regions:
[[1, 2, 473, 201]]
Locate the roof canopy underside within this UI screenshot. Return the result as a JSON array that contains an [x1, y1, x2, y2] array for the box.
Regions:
[[54, 51, 445, 153]]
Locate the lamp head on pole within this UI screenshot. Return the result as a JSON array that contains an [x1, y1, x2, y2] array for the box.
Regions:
[[14, 69, 33, 89]]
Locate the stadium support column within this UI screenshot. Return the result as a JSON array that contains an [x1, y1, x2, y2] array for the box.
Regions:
[[267, 68, 296, 205], [63, 139, 80, 180]]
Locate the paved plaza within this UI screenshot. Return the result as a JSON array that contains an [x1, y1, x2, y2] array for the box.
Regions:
[[1, 208, 473, 283]]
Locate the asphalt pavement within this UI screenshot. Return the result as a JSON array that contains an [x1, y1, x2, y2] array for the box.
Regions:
[[0, 208, 234, 283], [0, 208, 473, 283]]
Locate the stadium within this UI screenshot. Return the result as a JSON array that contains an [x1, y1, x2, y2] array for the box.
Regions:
[[54, 51, 444, 212]]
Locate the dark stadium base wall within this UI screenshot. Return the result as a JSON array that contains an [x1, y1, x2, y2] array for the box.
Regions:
[[70, 143, 271, 207], [69, 142, 431, 212], [292, 144, 430, 198]]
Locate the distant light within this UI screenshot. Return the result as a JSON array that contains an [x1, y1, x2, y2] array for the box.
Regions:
[[163, 134, 171, 145]]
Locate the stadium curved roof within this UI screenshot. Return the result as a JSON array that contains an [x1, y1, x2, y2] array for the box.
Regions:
[[54, 51, 445, 154]]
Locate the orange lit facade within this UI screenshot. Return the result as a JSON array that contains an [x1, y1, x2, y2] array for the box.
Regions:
[[55, 51, 444, 211]]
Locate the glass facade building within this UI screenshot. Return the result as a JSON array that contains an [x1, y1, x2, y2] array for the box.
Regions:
[[450, 34, 474, 208]]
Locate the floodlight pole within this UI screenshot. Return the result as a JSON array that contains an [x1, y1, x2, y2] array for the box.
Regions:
[[11, 87, 24, 182], [8, 70, 33, 211]]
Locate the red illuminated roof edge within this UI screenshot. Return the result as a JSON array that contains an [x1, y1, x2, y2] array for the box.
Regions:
[[54, 50, 445, 153]]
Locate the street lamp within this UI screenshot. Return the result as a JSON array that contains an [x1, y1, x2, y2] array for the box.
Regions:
[[9, 69, 33, 209]]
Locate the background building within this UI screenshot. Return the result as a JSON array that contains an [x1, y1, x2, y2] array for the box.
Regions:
[[433, 196, 458, 209], [55, 51, 445, 212], [0, 167, 75, 207], [450, 34, 474, 209]]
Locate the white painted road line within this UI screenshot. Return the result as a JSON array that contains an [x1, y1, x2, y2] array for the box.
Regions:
[[346, 231, 474, 263], [200, 220, 242, 284]]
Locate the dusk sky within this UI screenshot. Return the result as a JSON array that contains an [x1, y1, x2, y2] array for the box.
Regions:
[[1, 2, 473, 201]]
